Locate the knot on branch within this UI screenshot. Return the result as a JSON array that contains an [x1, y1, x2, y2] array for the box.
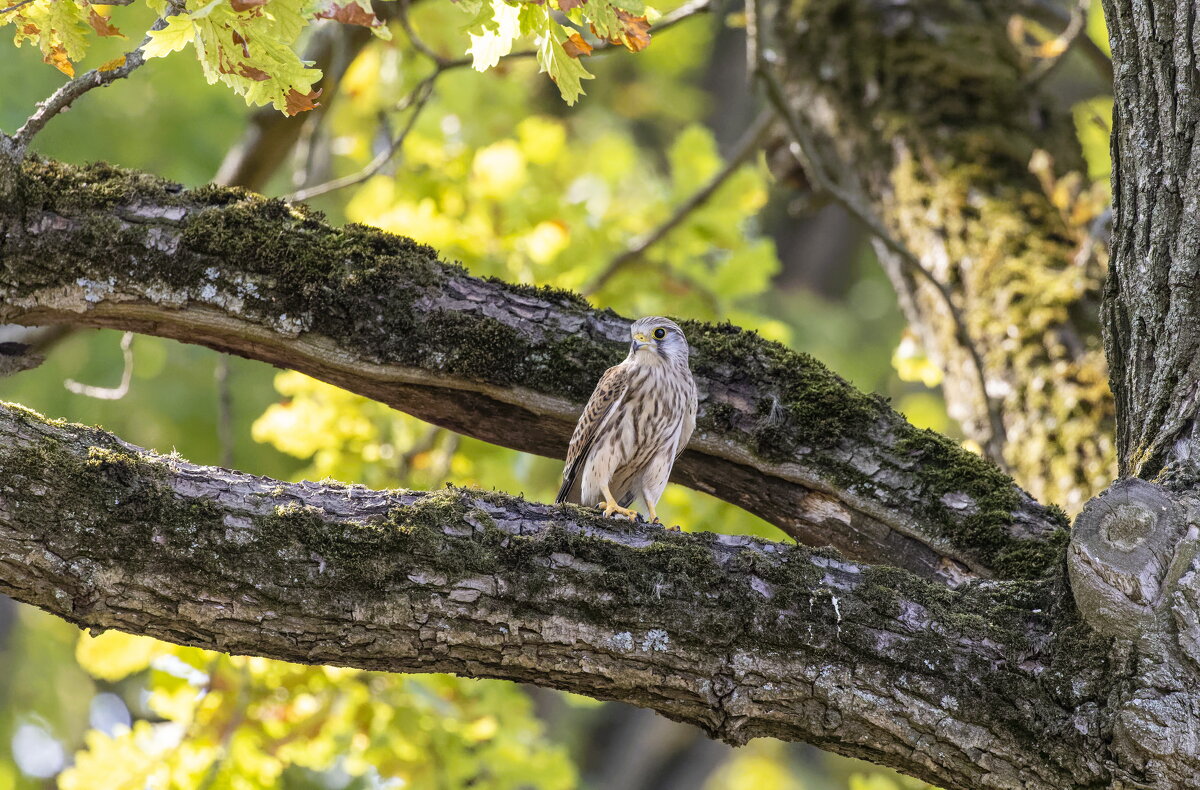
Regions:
[[1068, 479, 1191, 638]]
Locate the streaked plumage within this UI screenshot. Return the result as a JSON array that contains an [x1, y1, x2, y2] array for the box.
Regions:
[[556, 317, 697, 522]]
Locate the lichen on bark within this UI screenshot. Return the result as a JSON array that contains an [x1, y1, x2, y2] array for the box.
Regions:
[[775, 0, 1116, 513]]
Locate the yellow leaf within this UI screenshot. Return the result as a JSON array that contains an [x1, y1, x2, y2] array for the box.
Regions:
[[143, 14, 196, 59], [43, 45, 75, 77]]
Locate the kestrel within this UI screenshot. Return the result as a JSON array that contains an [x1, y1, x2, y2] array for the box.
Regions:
[[556, 317, 697, 522]]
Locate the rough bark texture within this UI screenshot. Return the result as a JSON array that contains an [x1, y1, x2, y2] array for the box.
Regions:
[[0, 156, 1067, 583], [1067, 479, 1200, 788], [1102, 0, 1200, 484], [775, 0, 1116, 513], [0, 403, 1114, 790]]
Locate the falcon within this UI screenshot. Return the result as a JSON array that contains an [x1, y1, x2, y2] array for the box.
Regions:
[[555, 316, 697, 522]]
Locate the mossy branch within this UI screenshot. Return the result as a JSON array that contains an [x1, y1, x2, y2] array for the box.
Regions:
[[0, 155, 1068, 582], [0, 402, 1112, 790]]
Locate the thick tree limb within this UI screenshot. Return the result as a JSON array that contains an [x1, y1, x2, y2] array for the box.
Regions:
[[0, 402, 1113, 790], [0, 155, 1067, 583]]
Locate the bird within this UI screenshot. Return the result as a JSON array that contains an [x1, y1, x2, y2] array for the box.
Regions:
[[555, 316, 697, 523]]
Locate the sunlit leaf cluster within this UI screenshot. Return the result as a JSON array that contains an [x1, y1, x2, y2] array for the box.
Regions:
[[62, 631, 574, 790]]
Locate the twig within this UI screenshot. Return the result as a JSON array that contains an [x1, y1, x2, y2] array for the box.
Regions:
[[1023, 0, 1090, 86], [65, 332, 133, 400], [13, 11, 177, 153], [583, 109, 773, 296], [1018, 0, 1112, 83], [0, 0, 35, 15], [286, 71, 437, 202], [397, 0, 447, 66], [752, 38, 1010, 465]]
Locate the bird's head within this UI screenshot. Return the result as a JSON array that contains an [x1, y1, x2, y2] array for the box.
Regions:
[[628, 317, 689, 365]]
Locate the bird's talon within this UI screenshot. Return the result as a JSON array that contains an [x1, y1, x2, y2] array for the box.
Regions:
[[599, 501, 640, 520]]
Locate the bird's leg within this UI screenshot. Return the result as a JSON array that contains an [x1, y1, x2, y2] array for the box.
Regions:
[[598, 485, 640, 520], [642, 490, 677, 529]]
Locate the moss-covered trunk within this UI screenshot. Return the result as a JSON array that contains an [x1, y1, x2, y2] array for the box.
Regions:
[[0, 402, 1114, 790], [774, 0, 1114, 513]]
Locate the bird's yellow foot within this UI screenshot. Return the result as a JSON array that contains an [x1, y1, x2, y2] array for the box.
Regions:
[[598, 500, 640, 520]]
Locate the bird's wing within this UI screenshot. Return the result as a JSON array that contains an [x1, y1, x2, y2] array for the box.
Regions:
[[556, 363, 631, 504], [674, 377, 698, 462]]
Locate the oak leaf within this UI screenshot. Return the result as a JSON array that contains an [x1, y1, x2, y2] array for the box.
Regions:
[[43, 45, 75, 77], [87, 8, 124, 37], [561, 33, 592, 58], [285, 87, 322, 116], [615, 9, 650, 52]]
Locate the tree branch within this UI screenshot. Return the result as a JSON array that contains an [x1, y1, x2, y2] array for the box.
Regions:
[[0, 155, 1068, 583], [0, 402, 1112, 790], [12, 12, 178, 154]]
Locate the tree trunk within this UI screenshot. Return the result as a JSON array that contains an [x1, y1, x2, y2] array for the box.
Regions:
[[1101, 0, 1200, 483], [773, 0, 1115, 513]]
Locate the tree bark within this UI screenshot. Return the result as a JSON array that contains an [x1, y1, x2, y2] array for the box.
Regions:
[[1101, 0, 1200, 484], [0, 155, 1066, 584], [773, 0, 1116, 513], [0, 402, 1113, 790]]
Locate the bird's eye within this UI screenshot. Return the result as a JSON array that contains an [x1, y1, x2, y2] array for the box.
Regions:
[[653, 328, 666, 340]]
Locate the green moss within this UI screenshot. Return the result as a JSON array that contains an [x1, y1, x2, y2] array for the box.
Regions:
[[894, 430, 1069, 578], [684, 321, 887, 455]]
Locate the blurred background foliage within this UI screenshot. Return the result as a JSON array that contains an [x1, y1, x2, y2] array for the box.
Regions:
[[0, 0, 1113, 786]]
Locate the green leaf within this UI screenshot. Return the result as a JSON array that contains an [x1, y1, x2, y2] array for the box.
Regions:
[[537, 25, 593, 105], [467, 0, 522, 71], [143, 14, 197, 58]]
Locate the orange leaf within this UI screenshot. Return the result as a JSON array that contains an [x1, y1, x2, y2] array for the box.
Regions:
[[314, 2, 382, 27], [43, 46, 75, 77], [98, 55, 127, 72], [285, 87, 322, 116], [87, 7, 124, 37], [615, 8, 650, 52], [230, 0, 268, 11], [22, 23, 39, 35], [561, 32, 592, 58], [239, 64, 270, 81]]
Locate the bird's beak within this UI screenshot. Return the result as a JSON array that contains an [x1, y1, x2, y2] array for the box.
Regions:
[[632, 332, 650, 349]]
